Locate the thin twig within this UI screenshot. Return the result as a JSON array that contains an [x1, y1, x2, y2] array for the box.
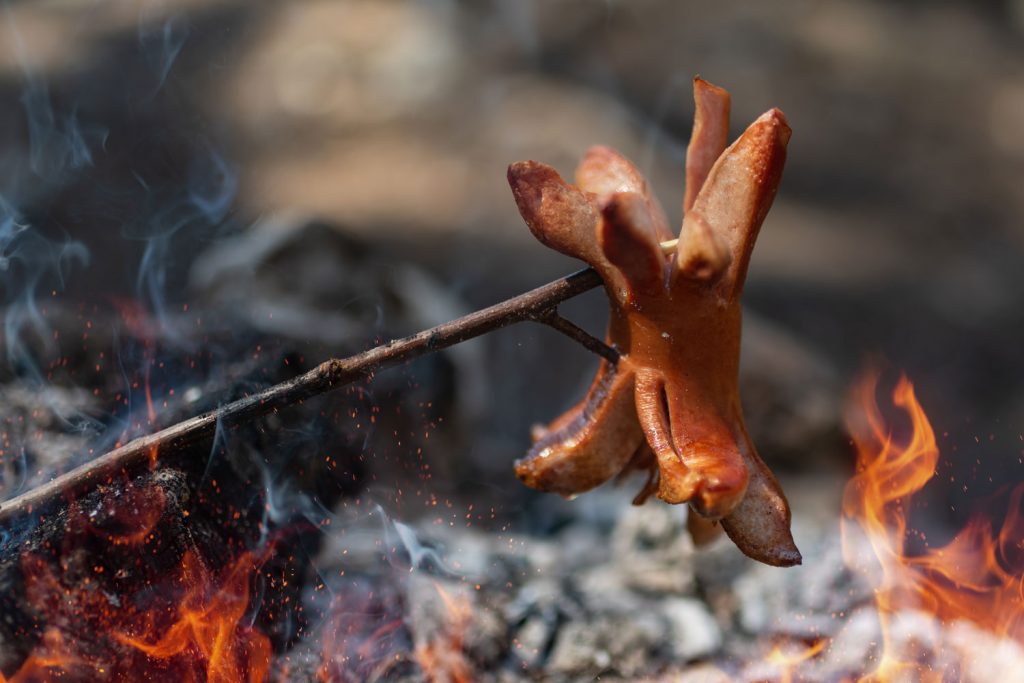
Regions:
[[0, 267, 606, 525], [536, 310, 619, 364]]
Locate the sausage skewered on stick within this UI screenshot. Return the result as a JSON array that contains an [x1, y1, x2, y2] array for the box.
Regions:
[[510, 78, 800, 567]]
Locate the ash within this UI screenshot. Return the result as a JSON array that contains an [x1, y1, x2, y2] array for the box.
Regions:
[[281, 481, 1024, 683], [280, 481, 866, 682]]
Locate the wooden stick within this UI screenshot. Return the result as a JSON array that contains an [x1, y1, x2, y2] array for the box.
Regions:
[[0, 267, 608, 525]]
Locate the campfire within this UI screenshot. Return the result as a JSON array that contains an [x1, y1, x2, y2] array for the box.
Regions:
[[1, 3, 1022, 682]]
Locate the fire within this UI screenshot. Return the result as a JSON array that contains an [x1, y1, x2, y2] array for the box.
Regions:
[[765, 639, 828, 683], [116, 550, 272, 683], [413, 582, 473, 683], [840, 372, 1024, 680], [0, 629, 84, 682], [2, 483, 270, 682], [6, 367, 1022, 682]]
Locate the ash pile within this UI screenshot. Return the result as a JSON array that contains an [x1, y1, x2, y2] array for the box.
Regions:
[[275, 480, 1024, 683], [290, 483, 861, 682]]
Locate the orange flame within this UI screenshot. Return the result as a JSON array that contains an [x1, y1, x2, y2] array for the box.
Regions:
[[3, 544, 271, 681], [116, 550, 272, 683], [414, 582, 473, 683], [842, 372, 1024, 681], [765, 639, 828, 683], [0, 630, 85, 683]]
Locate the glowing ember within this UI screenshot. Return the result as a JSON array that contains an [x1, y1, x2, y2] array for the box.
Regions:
[[839, 372, 1024, 680]]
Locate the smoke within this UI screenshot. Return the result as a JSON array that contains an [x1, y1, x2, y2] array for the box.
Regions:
[[21, 84, 108, 178], [1, 5, 96, 385], [0, 2, 248, 494], [5, 5, 109, 182], [128, 7, 231, 340], [0, 6, 99, 440], [0, 197, 89, 382], [392, 517, 456, 575], [138, 11, 189, 93], [128, 141, 238, 342]]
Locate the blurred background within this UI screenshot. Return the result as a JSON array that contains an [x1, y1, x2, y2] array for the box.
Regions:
[[1, 0, 1023, 528]]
